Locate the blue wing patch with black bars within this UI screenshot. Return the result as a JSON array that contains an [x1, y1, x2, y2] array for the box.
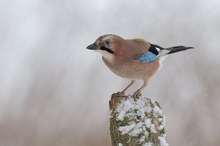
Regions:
[[137, 52, 157, 62]]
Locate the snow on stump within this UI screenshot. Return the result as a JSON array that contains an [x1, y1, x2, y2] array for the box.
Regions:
[[109, 93, 169, 146]]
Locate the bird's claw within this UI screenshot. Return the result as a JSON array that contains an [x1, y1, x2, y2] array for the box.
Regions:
[[113, 91, 126, 97], [133, 90, 142, 99]]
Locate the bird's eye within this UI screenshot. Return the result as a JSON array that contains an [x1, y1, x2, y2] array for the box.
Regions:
[[105, 40, 110, 46]]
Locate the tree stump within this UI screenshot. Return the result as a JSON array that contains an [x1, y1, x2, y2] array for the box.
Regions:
[[109, 93, 168, 146]]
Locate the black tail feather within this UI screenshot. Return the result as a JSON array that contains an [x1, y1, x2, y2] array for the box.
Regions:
[[167, 46, 194, 54]]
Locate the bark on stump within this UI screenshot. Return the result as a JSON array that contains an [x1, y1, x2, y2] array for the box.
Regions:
[[109, 93, 168, 146]]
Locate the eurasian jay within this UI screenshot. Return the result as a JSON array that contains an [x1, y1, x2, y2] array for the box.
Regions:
[[87, 34, 193, 98]]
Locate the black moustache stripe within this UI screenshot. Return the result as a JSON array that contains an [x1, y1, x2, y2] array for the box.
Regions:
[[100, 47, 114, 54]]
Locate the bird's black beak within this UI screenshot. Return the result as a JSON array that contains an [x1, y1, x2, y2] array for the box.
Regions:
[[87, 43, 97, 50]]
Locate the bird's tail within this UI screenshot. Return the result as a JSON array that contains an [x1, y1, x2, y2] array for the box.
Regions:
[[150, 44, 194, 58], [157, 46, 194, 58], [166, 46, 194, 54], [156, 45, 194, 62]]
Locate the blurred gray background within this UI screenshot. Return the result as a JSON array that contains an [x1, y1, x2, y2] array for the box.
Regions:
[[0, 0, 220, 146]]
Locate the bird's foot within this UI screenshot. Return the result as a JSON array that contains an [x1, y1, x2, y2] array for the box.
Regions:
[[133, 90, 142, 99], [112, 91, 126, 97]]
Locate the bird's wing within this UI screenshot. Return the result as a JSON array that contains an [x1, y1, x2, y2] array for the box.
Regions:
[[137, 51, 157, 63], [136, 43, 167, 63], [125, 39, 151, 59]]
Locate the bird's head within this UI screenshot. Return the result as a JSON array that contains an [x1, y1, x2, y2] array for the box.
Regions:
[[87, 34, 125, 58]]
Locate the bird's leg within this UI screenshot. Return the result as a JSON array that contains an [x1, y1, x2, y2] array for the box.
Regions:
[[118, 80, 135, 96], [133, 81, 148, 98]]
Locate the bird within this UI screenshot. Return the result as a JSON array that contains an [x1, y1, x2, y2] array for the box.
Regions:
[[87, 34, 194, 98]]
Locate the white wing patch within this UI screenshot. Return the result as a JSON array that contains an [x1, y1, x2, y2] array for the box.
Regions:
[[155, 47, 160, 52], [158, 49, 170, 57]]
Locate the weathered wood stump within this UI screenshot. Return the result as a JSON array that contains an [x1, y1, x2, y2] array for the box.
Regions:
[[109, 93, 168, 146]]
